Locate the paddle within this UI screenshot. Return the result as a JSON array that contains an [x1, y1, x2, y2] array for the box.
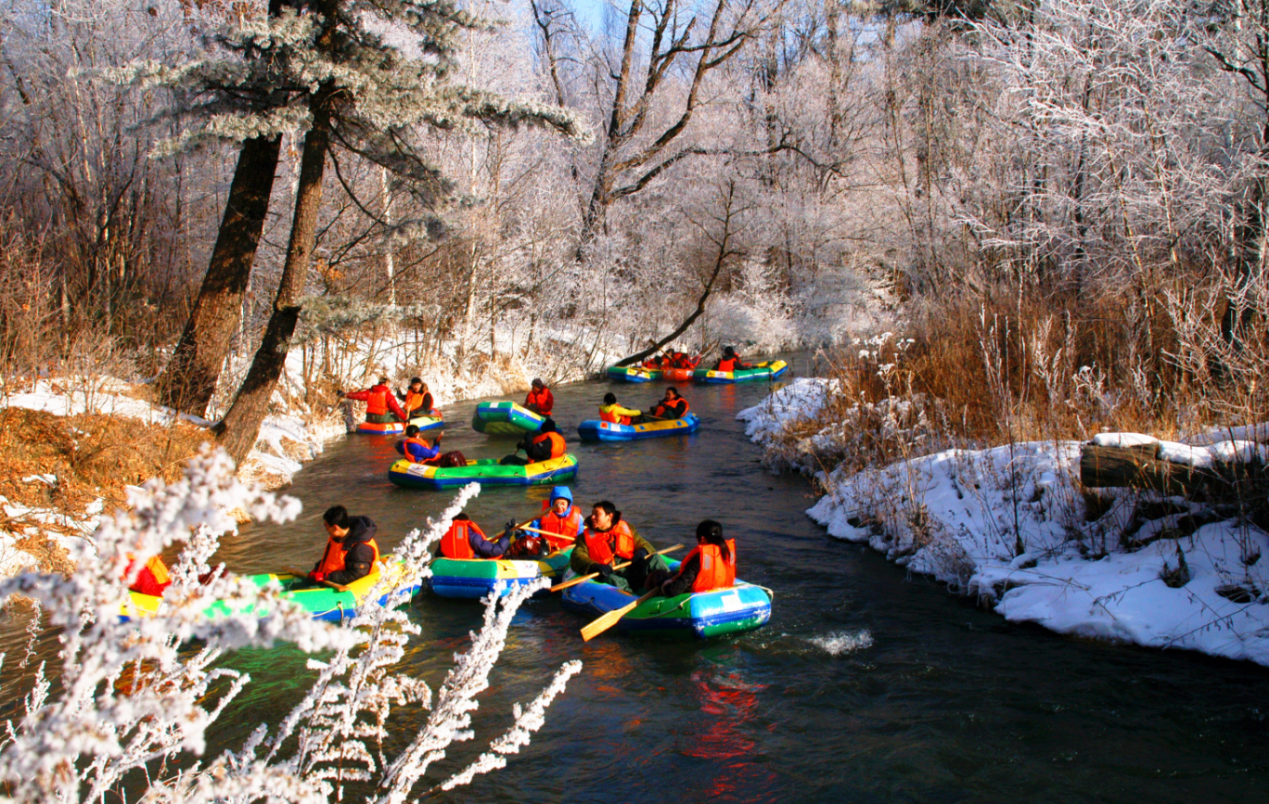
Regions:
[[548, 544, 684, 593], [581, 589, 659, 641], [285, 568, 351, 593]]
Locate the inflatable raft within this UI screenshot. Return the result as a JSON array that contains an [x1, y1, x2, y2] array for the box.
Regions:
[[577, 413, 701, 442], [606, 365, 661, 383], [387, 453, 578, 490], [662, 367, 696, 382], [121, 560, 420, 624], [693, 360, 789, 384], [561, 567, 772, 639], [471, 401, 546, 435], [429, 548, 573, 598], [356, 413, 443, 435]]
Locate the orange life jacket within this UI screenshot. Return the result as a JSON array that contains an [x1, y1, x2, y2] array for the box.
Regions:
[[366, 386, 392, 415], [599, 405, 632, 425], [655, 398, 689, 418], [717, 357, 737, 372], [404, 435, 440, 464], [538, 505, 583, 550], [316, 535, 381, 575], [125, 553, 171, 585], [583, 520, 636, 565], [440, 519, 491, 560], [679, 540, 736, 592], [404, 390, 433, 416], [532, 430, 567, 459]]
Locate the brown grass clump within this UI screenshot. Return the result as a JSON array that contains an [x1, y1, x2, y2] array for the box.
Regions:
[[0, 408, 212, 572]]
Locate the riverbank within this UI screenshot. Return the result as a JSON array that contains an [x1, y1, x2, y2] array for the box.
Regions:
[[739, 378, 1269, 667]]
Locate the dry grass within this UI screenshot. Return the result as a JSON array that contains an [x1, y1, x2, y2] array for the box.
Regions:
[[0, 408, 212, 572]]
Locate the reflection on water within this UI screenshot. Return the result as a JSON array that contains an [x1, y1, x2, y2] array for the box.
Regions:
[[4, 354, 1269, 803]]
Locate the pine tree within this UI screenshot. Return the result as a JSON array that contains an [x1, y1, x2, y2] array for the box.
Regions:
[[131, 0, 584, 460]]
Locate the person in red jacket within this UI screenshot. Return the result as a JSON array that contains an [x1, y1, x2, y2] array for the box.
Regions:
[[346, 377, 408, 423], [525, 378, 554, 416]]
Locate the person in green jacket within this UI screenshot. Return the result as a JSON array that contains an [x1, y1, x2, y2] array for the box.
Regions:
[[569, 501, 669, 592]]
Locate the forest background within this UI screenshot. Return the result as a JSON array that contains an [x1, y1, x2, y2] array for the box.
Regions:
[[3, 0, 1269, 459]]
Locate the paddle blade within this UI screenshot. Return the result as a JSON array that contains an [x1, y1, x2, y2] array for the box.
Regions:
[[580, 590, 656, 642]]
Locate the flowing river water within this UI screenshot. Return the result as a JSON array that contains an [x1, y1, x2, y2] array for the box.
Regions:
[[4, 355, 1268, 802]]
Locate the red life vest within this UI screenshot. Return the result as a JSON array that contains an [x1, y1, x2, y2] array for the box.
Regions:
[[316, 535, 381, 576], [717, 358, 737, 372], [525, 387, 553, 415], [655, 398, 689, 418], [440, 519, 491, 560], [404, 390, 434, 417], [125, 554, 172, 596], [538, 506, 583, 550], [366, 386, 392, 415], [532, 430, 567, 459], [679, 540, 736, 592], [583, 520, 636, 564]]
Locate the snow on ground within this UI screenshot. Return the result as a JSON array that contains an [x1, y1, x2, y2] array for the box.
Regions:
[[740, 382, 1269, 667]]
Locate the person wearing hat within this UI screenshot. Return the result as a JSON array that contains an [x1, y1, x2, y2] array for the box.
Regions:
[[599, 392, 642, 425], [524, 378, 554, 416], [527, 485, 585, 551], [345, 376, 407, 423], [714, 346, 751, 373], [499, 418, 566, 465]]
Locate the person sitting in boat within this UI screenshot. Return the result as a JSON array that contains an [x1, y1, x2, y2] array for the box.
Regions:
[[397, 377, 438, 419], [599, 392, 642, 425], [671, 350, 696, 369], [123, 553, 172, 597], [499, 419, 566, 466], [524, 378, 554, 416], [529, 485, 585, 551], [646, 519, 736, 597], [714, 346, 751, 373], [439, 513, 511, 559], [570, 501, 670, 593], [396, 425, 442, 465], [649, 387, 689, 419], [310, 506, 379, 585], [346, 377, 408, 424]]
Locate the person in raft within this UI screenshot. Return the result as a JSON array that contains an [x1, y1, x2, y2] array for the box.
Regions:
[[397, 377, 438, 419], [309, 506, 380, 585], [438, 513, 511, 559], [649, 387, 689, 419], [713, 346, 751, 372], [500, 418, 567, 466], [570, 501, 671, 593], [529, 485, 585, 551], [524, 378, 554, 417], [396, 424, 442, 465], [599, 392, 642, 425], [645, 519, 736, 596], [346, 376, 408, 423]]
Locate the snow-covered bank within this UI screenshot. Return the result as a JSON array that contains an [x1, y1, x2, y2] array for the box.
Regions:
[[739, 381, 1269, 667]]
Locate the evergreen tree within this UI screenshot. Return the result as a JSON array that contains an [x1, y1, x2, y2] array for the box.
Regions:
[[130, 0, 583, 460]]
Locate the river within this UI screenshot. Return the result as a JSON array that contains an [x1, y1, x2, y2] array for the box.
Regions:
[[5, 356, 1268, 802]]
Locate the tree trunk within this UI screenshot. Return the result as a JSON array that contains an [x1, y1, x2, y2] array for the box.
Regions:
[[154, 0, 291, 417], [215, 92, 333, 463], [156, 134, 282, 416]]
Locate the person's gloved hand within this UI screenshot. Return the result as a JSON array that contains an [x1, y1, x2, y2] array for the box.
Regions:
[[505, 519, 519, 535], [309, 571, 326, 583], [588, 563, 613, 580], [632, 547, 649, 563]]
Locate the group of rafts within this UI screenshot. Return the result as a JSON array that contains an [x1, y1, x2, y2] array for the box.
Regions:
[[128, 355, 788, 640]]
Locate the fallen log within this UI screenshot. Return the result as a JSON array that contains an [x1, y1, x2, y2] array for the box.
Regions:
[[1079, 442, 1247, 497]]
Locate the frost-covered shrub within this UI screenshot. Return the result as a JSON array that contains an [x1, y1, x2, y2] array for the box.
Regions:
[[0, 448, 579, 803]]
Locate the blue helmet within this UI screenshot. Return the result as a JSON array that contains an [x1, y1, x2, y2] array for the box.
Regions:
[[548, 486, 573, 504]]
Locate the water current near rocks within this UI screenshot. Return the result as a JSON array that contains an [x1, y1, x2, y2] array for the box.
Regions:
[[3, 354, 1268, 802]]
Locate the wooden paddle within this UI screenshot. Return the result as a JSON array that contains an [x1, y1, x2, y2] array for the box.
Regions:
[[581, 589, 659, 641], [548, 544, 683, 593], [285, 568, 351, 593]]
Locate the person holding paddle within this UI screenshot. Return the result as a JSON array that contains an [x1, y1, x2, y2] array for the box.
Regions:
[[309, 506, 379, 585], [645, 519, 736, 596], [438, 513, 511, 559], [529, 486, 584, 551], [569, 501, 670, 593], [649, 387, 689, 419]]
